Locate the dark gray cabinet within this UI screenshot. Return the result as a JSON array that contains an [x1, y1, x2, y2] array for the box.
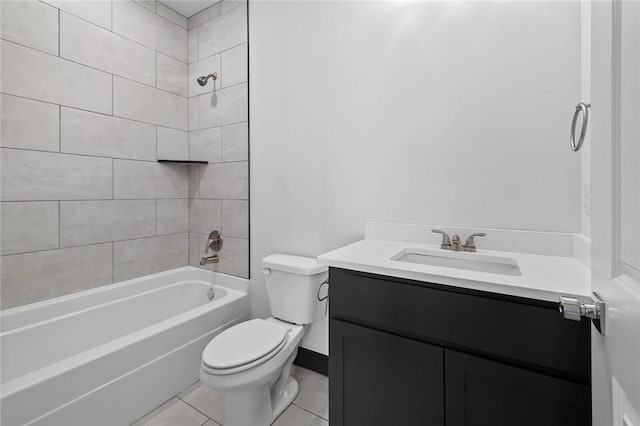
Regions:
[[445, 351, 591, 426], [328, 268, 591, 426], [330, 320, 444, 426]]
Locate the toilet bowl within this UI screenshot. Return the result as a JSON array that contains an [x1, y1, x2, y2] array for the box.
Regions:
[[199, 254, 327, 426]]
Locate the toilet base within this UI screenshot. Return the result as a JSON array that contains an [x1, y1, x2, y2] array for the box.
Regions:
[[271, 376, 299, 422], [224, 377, 299, 426]]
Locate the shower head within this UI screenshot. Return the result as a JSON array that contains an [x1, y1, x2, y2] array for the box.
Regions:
[[197, 73, 217, 87]]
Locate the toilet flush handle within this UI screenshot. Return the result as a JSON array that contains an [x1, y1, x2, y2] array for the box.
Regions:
[[262, 268, 271, 276]]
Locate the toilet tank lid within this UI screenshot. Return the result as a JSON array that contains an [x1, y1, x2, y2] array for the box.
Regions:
[[263, 254, 327, 275]]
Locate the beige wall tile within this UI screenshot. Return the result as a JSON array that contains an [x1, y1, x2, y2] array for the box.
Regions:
[[189, 127, 222, 162], [113, 0, 186, 62], [220, 0, 246, 15], [1, 94, 59, 152], [157, 199, 189, 235], [197, 83, 247, 129], [1, 202, 59, 255], [114, 233, 188, 281], [222, 200, 248, 238], [221, 122, 248, 162], [199, 161, 248, 199], [61, 107, 156, 160], [0, 0, 59, 54], [60, 200, 156, 247], [0, 243, 113, 309], [157, 53, 188, 96], [188, 28, 198, 63], [113, 159, 189, 199], [1, 148, 113, 201], [43, 0, 112, 30], [157, 127, 189, 160], [189, 199, 221, 234], [188, 3, 221, 29], [60, 12, 156, 86], [1, 40, 112, 114], [221, 43, 247, 88], [114, 77, 188, 130], [156, 2, 187, 29], [197, 5, 246, 58]]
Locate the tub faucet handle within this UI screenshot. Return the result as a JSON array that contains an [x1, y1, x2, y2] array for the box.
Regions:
[[205, 230, 223, 254]]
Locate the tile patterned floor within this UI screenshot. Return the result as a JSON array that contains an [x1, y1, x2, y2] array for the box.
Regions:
[[131, 366, 329, 426]]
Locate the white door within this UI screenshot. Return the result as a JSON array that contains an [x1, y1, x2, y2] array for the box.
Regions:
[[590, 1, 640, 425]]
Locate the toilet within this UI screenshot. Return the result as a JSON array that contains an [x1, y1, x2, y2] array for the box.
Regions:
[[200, 254, 328, 426]]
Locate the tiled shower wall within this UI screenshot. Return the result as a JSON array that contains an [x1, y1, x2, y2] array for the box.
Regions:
[[186, 2, 249, 278], [0, 0, 249, 310]]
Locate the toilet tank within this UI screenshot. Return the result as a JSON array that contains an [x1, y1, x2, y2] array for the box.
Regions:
[[262, 254, 328, 325]]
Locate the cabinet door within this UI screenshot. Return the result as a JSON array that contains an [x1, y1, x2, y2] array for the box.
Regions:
[[445, 350, 590, 426], [329, 319, 444, 426]]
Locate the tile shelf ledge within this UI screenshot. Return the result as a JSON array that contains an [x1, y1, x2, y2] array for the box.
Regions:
[[157, 159, 208, 165]]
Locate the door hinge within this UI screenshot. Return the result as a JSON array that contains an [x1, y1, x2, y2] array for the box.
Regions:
[[559, 292, 605, 335]]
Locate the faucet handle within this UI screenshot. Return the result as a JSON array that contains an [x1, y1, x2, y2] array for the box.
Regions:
[[432, 229, 452, 249], [464, 233, 486, 252], [205, 230, 223, 254]]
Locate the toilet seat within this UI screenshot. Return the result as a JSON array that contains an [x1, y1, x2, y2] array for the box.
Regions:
[[202, 319, 290, 375]]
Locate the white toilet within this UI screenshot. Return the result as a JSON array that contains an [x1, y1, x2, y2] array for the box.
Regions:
[[199, 254, 328, 426]]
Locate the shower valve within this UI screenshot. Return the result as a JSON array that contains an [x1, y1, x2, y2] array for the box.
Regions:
[[205, 230, 223, 253]]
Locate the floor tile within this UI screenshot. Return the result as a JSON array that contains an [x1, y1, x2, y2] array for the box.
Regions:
[[136, 367, 329, 426], [273, 404, 329, 426], [293, 366, 329, 420], [178, 381, 225, 425], [131, 397, 208, 426]]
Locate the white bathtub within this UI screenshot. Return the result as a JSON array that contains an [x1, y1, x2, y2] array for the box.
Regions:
[[0, 266, 250, 426]]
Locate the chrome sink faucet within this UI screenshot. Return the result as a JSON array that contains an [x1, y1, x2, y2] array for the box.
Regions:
[[431, 229, 486, 252]]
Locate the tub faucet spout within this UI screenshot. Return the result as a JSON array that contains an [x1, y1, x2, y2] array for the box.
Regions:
[[200, 255, 219, 266]]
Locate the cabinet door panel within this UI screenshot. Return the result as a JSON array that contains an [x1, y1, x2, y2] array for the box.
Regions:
[[445, 350, 590, 426], [330, 319, 444, 426]]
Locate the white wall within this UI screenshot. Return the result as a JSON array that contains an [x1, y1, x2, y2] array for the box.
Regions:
[[249, 1, 582, 354]]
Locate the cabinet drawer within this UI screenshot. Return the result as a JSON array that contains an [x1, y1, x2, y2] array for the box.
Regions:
[[329, 268, 590, 382]]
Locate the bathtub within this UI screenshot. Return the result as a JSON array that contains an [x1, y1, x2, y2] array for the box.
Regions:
[[0, 266, 250, 426]]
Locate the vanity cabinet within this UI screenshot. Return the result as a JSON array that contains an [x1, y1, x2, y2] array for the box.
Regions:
[[328, 268, 591, 426]]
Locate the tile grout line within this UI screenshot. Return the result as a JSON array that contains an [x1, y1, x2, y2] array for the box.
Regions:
[[111, 241, 115, 283], [175, 395, 219, 424], [191, 40, 247, 66], [58, 201, 61, 248], [1, 231, 190, 258], [49, 3, 189, 65], [1, 38, 191, 99], [0, 145, 237, 165], [291, 401, 329, 422], [57, 8, 60, 57], [0, 91, 191, 133]]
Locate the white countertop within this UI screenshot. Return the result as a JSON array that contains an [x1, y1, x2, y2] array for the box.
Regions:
[[317, 238, 591, 303]]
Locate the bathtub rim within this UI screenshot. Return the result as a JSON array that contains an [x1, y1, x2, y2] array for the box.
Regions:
[[1, 281, 248, 398], [1, 266, 248, 332]]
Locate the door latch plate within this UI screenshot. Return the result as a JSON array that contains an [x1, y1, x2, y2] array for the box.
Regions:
[[559, 292, 605, 335]]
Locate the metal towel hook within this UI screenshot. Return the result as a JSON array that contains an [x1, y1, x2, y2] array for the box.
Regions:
[[570, 102, 591, 152]]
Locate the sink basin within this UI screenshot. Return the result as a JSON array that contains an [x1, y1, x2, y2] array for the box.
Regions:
[[391, 248, 521, 276]]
